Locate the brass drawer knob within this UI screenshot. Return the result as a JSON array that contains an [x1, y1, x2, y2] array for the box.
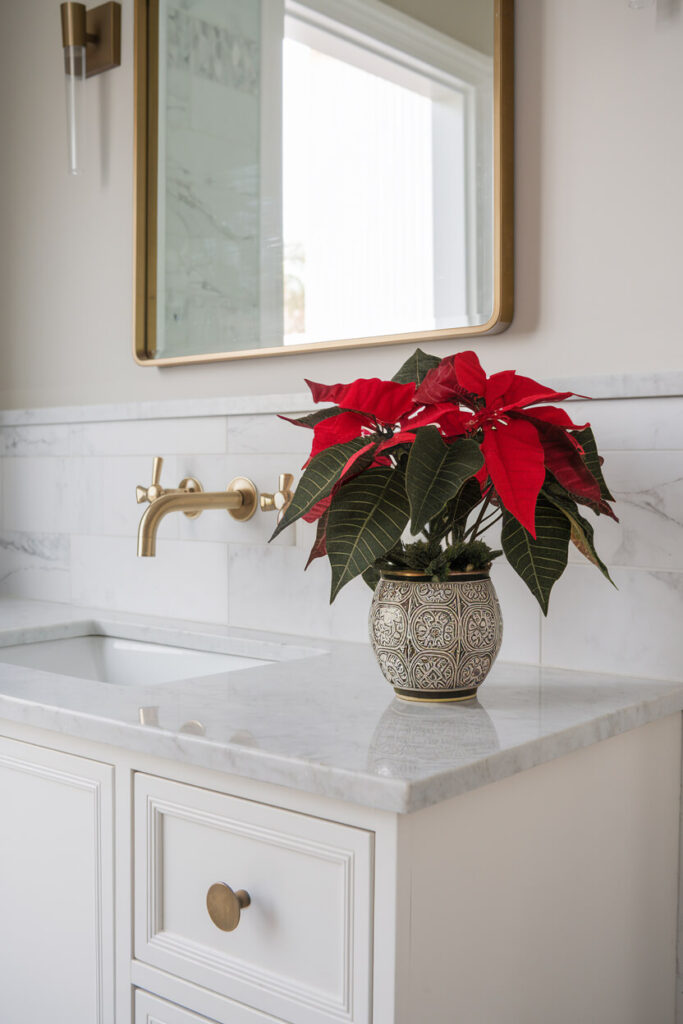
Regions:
[[206, 882, 251, 932]]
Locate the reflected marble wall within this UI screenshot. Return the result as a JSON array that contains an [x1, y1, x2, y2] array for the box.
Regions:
[[159, 0, 261, 357]]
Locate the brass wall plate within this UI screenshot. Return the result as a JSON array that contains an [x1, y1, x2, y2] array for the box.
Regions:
[[133, 0, 514, 366], [86, 1, 121, 77], [227, 478, 258, 522]]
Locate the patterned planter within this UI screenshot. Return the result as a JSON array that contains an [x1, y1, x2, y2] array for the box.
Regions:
[[369, 569, 503, 702]]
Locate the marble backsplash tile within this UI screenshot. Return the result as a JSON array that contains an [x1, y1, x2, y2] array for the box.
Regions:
[[581, 450, 683, 571], [568, 397, 683, 450], [70, 416, 228, 457], [541, 566, 683, 680], [0, 532, 70, 603], [0, 392, 681, 680], [70, 534, 229, 622]]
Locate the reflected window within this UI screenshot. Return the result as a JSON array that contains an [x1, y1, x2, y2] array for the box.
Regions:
[[281, 1, 492, 345]]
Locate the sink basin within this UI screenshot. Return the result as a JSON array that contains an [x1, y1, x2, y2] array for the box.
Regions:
[[0, 635, 273, 686]]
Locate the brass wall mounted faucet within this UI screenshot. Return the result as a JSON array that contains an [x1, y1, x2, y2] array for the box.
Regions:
[[136, 457, 257, 557]]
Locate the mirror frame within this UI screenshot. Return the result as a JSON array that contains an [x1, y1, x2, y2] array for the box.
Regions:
[[133, 0, 513, 366]]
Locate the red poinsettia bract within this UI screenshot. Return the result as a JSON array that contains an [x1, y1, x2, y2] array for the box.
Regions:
[[414, 351, 615, 536], [284, 352, 615, 540], [283, 377, 469, 524]]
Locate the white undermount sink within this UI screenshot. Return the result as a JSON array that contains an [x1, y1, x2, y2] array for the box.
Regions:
[[0, 635, 273, 687]]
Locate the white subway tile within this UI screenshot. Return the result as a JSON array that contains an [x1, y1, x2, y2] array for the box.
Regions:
[[227, 413, 313, 458], [568, 397, 683, 450], [329, 574, 374, 644], [3, 458, 73, 534], [0, 424, 71, 457], [71, 535, 228, 622], [69, 416, 228, 457], [569, 450, 683, 571], [541, 565, 683, 680], [228, 544, 337, 638], [492, 561, 542, 665], [0, 532, 71, 603], [68, 455, 180, 539]]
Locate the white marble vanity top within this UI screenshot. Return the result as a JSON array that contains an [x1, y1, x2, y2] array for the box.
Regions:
[[0, 597, 681, 813]]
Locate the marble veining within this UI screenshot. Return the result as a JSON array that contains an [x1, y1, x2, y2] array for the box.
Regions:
[[0, 599, 681, 814], [0, 534, 70, 603]]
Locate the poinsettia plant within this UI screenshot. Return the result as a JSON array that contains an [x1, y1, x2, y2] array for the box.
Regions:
[[270, 348, 617, 613]]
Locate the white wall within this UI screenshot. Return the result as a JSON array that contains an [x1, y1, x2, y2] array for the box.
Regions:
[[1, 0, 683, 410]]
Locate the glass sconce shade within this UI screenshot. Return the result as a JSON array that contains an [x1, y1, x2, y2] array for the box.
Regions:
[[60, 3, 87, 175], [63, 43, 86, 175]]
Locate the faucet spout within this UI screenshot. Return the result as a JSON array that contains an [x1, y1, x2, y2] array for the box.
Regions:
[[137, 482, 257, 556]]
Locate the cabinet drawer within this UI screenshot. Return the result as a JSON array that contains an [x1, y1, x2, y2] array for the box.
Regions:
[[135, 991, 217, 1024], [134, 774, 373, 1024]]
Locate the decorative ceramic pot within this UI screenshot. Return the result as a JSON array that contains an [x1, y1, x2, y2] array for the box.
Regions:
[[369, 569, 503, 702]]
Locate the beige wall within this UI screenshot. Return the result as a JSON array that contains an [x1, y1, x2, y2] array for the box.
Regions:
[[382, 0, 494, 55], [1, 0, 682, 410]]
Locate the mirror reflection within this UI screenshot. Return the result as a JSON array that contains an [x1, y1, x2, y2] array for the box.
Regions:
[[136, 0, 511, 363]]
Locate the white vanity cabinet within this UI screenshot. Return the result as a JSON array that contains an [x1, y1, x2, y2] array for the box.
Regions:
[[0, 735, 115, 1024], [0, 711, 680, 1024], [133, 774, 374, 1024]]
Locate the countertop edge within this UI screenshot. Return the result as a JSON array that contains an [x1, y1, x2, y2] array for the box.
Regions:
[[0, 685, 681, 814]]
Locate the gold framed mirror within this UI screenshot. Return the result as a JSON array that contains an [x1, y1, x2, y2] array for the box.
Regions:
[[134, 0, 513, 366]]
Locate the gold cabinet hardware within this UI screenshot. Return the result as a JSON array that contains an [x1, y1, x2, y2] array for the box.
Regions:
[[136, 456, 203, 518], [260, 473, 295, 522], [136, 457, 258, 556], [206, 882, 251, 932]]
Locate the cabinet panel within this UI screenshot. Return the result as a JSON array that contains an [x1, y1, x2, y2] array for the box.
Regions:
[[0, 735, 114, 1024], [134, 774, 373, 1024]]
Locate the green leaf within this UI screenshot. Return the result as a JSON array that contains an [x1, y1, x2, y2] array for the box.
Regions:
[[281, 407, 345, 430], [362, 565, 381, 591], [304, 508, 329, 570], [451, 477, 485, 537], [543, 488, 615, 586], [405, 428, 484, 534], [501, 494, 571, 615], [326, 467, 410, 601], [572, 426, 615, 501], [392, 348, 441, 385], [270, 436, 369, 539]]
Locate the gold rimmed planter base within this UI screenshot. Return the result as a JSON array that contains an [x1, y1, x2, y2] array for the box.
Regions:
[[394, 687, 479, 703]]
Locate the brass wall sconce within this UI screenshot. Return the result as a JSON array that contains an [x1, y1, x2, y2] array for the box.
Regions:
[[59, 2, 121, 174]]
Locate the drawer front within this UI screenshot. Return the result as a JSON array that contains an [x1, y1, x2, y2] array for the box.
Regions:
[[135, 991, 217, 1024], [134, 774, 374, 1024]]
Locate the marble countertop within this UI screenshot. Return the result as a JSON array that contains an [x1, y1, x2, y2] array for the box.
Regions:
[[0, 597, 681, 814]]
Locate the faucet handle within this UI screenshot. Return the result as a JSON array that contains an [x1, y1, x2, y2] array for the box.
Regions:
[[136, 456, 166, 504], [260, 473, 295, 522], [136, 457, 204, 521]]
